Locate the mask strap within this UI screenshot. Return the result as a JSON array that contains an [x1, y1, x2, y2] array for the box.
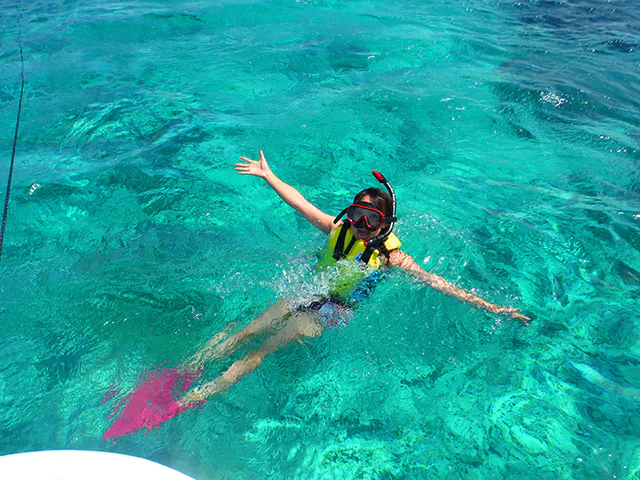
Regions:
[[333, 206, 348, 224]]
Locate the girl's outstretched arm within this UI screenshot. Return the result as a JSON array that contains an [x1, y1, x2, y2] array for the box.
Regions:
[[235, 150, 337, 234], [387, 249, 531, 326]]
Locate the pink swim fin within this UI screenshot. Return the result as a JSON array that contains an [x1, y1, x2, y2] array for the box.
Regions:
[[103, 367, 203, 440]]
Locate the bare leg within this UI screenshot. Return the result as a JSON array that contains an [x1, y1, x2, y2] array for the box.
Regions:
[[184, 300, 292, 370], [180, 312, 323, 405], [180, 321, 236, 372]]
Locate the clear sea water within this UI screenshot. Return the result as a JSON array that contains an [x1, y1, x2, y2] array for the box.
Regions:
[[1, 0, 639, 478]]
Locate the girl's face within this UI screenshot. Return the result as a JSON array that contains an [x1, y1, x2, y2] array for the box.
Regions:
[[350, 194, 384, 241]]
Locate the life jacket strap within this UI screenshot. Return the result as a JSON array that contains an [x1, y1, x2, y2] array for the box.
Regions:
[[361, 238, 392, 265], [333, 222, 358, 261], [359, 246, 375, 264], [332, 222, 349, 260]]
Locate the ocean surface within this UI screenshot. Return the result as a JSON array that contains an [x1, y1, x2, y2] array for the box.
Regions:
[[1, 0, 639, 478]]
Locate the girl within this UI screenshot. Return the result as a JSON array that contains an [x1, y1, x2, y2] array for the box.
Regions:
[[179, 151, 529, 404]]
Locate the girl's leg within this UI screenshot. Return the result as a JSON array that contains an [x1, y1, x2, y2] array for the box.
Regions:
[[180, 312, 323, 404], [184, 299, 292, 369]]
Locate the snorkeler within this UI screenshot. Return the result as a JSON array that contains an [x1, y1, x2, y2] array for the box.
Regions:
[[177, 151, 529, 403], [103, 150, 529, 440]]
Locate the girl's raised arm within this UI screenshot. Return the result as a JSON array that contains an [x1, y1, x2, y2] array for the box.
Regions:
[[235, 151, 337, 234]]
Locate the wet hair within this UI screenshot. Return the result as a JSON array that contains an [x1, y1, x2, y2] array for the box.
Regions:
[[353, 188, 393, 219]]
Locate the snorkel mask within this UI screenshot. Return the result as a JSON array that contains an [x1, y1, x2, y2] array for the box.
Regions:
[[346, 202, 387, 231], [333, 171, 397, 247]]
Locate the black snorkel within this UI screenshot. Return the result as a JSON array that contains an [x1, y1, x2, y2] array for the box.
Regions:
[[333, 170, 397, 248]]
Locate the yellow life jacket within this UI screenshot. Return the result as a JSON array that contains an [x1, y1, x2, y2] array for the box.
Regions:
[[316, 223, 402, 299]]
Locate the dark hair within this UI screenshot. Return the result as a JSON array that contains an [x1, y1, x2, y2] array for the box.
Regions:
[[353, 188, 393, 219]]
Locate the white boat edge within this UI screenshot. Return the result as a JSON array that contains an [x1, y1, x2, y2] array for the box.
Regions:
[[0, 450, 195, 480]]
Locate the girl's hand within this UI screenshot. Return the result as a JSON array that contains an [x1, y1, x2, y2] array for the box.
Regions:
[[494, 306, 531, 326], [234, 150, 272, 179]]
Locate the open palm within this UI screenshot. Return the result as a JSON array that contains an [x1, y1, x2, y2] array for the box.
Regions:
[[234, 150, 272, 179]]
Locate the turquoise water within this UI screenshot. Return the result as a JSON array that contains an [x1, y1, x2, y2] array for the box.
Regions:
[[1, 0, 639, 477]]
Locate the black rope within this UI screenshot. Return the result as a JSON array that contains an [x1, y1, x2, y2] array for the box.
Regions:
[[0, 15, 25, 262]]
